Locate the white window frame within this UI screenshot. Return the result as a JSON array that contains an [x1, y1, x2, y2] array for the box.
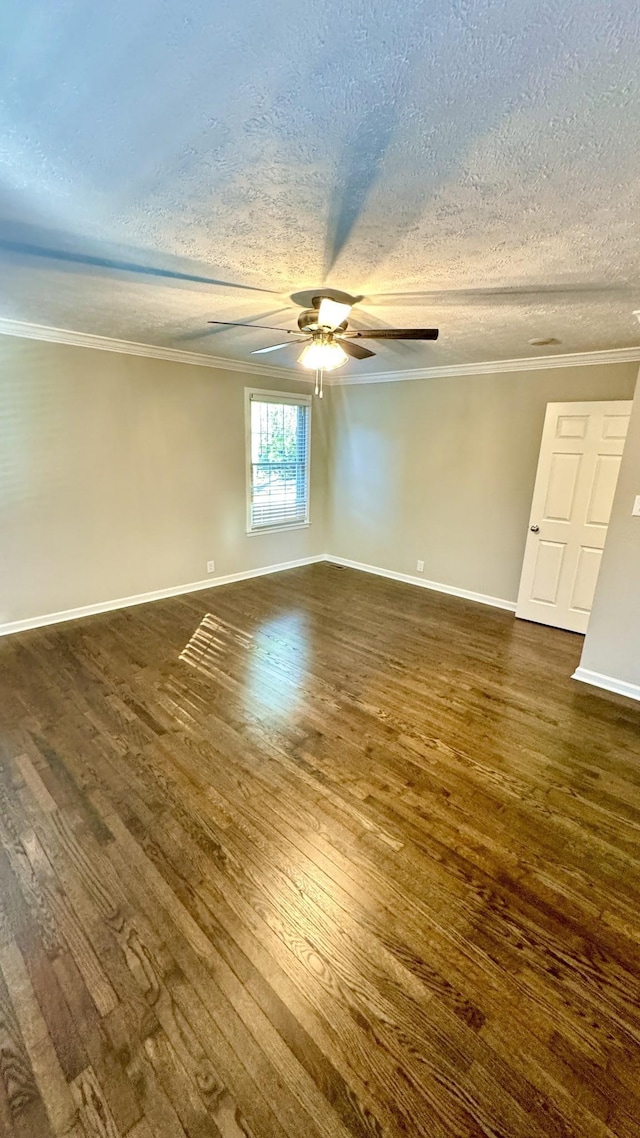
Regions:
[[244, 388, 312, 535]]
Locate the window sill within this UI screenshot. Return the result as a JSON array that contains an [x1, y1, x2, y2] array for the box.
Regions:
[[246, 522, 311, 536]]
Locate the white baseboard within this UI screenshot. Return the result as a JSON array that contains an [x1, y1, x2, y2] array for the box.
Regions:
[[0, 555, 325, 638], [0, 553, 520, 638], [325, 555, 516, 612], [571, 667, 640, 703]]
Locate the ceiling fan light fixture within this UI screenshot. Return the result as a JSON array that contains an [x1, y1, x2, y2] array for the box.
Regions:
[[317, 297, 352, 329], [298, 337, 348, 371]]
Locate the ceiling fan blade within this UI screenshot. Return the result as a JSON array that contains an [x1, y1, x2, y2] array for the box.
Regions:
[[337, 338, 376, 360], [343, 328, 439, 340], [317, 297, 352, 328], [207, 320, 297, 332], [251, 340, 308, 355]]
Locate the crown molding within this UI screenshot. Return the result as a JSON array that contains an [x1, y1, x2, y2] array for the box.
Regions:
[[2, 317, 639, 386], [330, 345, 640, 385], [0, 317, 305, 382]]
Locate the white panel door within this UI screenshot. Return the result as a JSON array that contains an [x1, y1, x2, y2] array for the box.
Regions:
[[516, 400, 632, 633]]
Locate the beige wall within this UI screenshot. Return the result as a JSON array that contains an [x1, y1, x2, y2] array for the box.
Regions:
[[0, 336, 327, 625], [579, 372, 640, 688], [2, 334, 637, 635], [327, 363, 638, 603]]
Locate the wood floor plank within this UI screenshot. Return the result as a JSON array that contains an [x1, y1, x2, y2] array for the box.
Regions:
[[1, 563, 639, 1137], [0, 939, 77, 1135], [70, 1065, 121, 1138], [124, 1046, 190, 1138], [52, 949, 142, 1135], [20, 829, 119, 1018], [0, 964, 55, 1138]]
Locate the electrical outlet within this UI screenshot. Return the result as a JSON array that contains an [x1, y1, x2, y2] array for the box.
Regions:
[[207, 560, 215, 573], [632, 495, 640, 518], [416, 560, 424, 573]]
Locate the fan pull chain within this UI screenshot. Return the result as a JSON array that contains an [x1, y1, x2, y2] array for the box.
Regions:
[[314, 368, 319, 396], [319, 368, 324, 398]]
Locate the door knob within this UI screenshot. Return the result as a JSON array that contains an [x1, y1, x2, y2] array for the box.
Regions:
[[530, 524, 539, 533]]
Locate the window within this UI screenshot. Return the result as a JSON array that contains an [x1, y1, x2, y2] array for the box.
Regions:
[[246, 390, 311, 532]]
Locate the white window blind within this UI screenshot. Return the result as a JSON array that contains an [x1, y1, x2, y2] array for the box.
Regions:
[[247, 393, 311, 531]]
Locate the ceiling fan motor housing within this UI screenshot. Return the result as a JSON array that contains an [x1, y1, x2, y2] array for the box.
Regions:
[[297, 308, 348, 333]]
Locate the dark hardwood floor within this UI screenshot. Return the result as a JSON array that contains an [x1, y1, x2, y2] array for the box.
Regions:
[[0, 562, 639, 1138]]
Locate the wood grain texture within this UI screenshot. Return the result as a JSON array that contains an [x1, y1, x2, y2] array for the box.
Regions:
[[0, 561, 639, 1137]]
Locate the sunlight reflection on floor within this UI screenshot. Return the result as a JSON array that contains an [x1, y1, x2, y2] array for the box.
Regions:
[[179, 609, 309, 721]]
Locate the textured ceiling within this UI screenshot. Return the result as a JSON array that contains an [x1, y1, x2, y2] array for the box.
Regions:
[[2, 0, 640, 374]]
